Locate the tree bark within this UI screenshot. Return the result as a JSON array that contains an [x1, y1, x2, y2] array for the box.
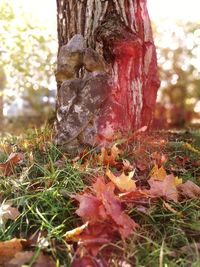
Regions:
[[56, 0, 160, 146], [0, 69, 5, 121]]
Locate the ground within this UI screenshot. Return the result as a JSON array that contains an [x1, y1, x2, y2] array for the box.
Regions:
[[0, 127, 200, 267]]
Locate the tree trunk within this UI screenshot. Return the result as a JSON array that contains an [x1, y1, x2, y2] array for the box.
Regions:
[[55, 0, 160, 148], [0, 69, 5, 121]]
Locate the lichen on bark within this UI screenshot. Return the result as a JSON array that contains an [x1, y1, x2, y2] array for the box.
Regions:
[[54, 34, 111, 153]]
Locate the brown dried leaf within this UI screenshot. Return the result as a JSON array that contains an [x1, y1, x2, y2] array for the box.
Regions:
[[106, 169, 136, 192], [98, 144, 120, 166], [177, 180, 200, 199], [8, 251, 56, 267], [7, 251, 33, 267], [0, 238, 24, 266], [0, 153, 24, 176]]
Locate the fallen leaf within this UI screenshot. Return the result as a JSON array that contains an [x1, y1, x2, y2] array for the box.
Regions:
[[106, 169, 136, 192], [148, 174, 179, 202], [177, 180, 200, 199], [7, 251, 34, 267], [0, 238, 24, 266], [0, 201, 20, 227], [151, 152, 168, 166], [74, 222, 112, 256], [64, 222, 89, 242], [98, 144, 120, 166], [73, 194, 106, 222], [0, 152, 24, 176], [119, 190, 149, 203], [71, 178, 137, 259], [150, 165, 167, 181], [8, 251, 56, 267], [93, 178, 137, 238], [174, 176, 182, 186]]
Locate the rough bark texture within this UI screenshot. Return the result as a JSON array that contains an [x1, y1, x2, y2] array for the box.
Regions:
[[55, 0, 160, 150], [0, 69, 5, 121]]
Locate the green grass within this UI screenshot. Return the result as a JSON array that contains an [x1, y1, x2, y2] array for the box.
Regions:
[[0, 128, 200, 266], [108, 199, 200, 266], [0, 128, 88, 266]]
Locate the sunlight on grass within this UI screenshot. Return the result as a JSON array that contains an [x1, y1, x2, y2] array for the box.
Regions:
[[0, 128, 200, 266]]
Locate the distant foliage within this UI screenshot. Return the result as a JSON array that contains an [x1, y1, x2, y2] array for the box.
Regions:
[[0, 1, 57, 119], [155, 21, 200, 127]]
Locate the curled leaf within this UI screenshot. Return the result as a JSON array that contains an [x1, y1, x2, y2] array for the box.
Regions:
[[177, 180, 200, 199], [0, 152, 24, 176], [64, 222, 89, 242], [98, 144, 120, 166], [119, 190, 149, 203]]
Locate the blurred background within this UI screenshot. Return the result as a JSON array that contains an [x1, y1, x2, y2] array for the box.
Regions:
[[0, 0, 200, 133]]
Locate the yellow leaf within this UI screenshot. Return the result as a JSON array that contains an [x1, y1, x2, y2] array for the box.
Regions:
[[150, 165, 167, 181], [106, 169, 136, 192], [64, 222, 89, 241], [174, 176, 182, 186]]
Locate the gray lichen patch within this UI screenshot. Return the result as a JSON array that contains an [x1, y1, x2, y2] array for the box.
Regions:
[[54, 34, 110, 154]]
